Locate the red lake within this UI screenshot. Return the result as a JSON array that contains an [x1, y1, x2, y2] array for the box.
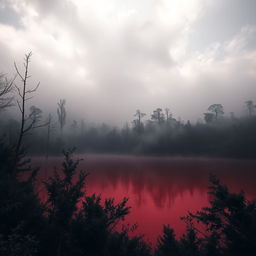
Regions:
[[33, 155, 256, 247]]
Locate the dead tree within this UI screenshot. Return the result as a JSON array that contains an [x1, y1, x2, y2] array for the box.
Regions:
[[57, 99, 66, 134], [208, 104, 224, 120], [0, 73, 16, 111], [151, 108, 165, 124], [245, 100, 255, 117], [134, 109, 146, 126], [133, 109, 146, 133], [165, 108, 171, 123], [46, 113, 55, 160], [14, 52, 45, 155]]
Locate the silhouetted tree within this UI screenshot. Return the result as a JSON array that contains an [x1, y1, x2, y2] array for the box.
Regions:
[[208, 104, 224, 120], [245, 100, 255, 117], [155, 175, 256, 256], [57, 99, 66, 134], [0, 141, 43, 256], [29, 106, 43, 126], [151, 108, 165, 124], [156, 225, 180, 256], [179, 217, 200, 256], [204, 113, 215, 124], [0, 74, 15, 111], [46, 114, 54, 160], [185, 120, 192, 129], [14, 52, 44, 156], [71, 194, 131, 255], [189, 175, 256, 256], [43, 149, 87, 256], [165, 108, 171, 124], [41, 148, 149, 256], [133, 109, 146, 132]]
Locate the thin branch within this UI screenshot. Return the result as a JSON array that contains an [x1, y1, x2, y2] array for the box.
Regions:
[[7, 74, 17, 90], [14, 84, 23, 98], [14, 62, 24, 81], [23, 121, 35, 134], [25, 82, 40, 93], [0, 75, 16, 96], [24, 96, 34, 101], [17, 100, 22, 113]]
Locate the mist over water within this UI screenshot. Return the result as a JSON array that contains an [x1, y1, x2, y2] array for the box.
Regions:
[[34, 155, 256, 245], [1, 1, 256, 255]]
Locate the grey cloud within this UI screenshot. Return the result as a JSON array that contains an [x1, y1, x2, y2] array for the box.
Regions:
[[0, 0, 256, 126], [189, 0, 256, 52], [121, 22, 175, 67], [0, 1, 23, 28], [24, 0, 77, 18]]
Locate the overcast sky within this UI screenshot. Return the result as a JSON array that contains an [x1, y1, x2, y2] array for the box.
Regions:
[[0, 0, 256, 125]]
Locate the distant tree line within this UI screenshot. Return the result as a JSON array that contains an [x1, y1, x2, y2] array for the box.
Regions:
[[4, 99, 256, 158], [1, 52, 256, 256], [0, 52, 256, 159], [1, 98, 256, 158]]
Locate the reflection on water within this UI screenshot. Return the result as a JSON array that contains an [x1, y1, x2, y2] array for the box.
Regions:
[[34, 155, 256, 246]]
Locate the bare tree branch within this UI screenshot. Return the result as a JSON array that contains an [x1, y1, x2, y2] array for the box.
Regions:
[[14, 84, 23, 98], [26, 82, 40, 93], [17, 100, 22, 113], [0, 73, 16, 110], [14, 52, 46, 157], [14, 62, 25, 82]]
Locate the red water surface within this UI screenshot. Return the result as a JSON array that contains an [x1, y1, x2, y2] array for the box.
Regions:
[[33, 155, 256, 247]]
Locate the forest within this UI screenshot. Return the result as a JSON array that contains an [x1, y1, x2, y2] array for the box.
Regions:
[[0, 54, 256, 158], [1, 53, 256, 256], [2, 0, 256, 253]]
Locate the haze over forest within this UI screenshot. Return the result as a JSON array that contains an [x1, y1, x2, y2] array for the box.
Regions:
[[1, 0, 256, 125], [2, 1, 256, 256]]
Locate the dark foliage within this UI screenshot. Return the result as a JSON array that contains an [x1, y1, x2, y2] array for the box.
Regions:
[[0, 144, 151, 256], [156, 226, 180, 256], [0, 141, 43, 256], [155, 175, 256, 256], [1, 139, 256, 255]]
